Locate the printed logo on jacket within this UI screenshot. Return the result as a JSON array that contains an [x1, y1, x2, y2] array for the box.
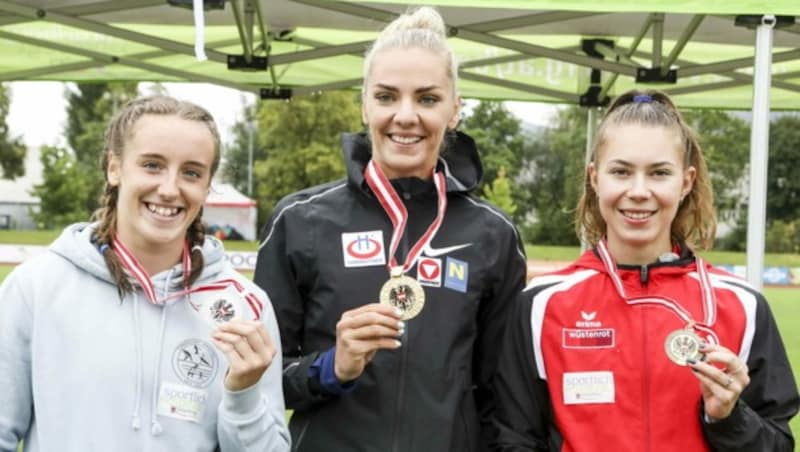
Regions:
[[562, 311, 616, 349], [342, 231, 386, 267], [159, 339, 219, 423]]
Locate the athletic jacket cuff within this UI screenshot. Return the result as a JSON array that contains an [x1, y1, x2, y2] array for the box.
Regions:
[[222, 383, 263, 419], [309, 347, 358, 395]]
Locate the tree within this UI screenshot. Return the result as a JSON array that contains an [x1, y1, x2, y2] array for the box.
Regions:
[[30, 145, 90, 228], [483, 167, 516, 217], [767, 115, 800, 223], [525, 106, 585, 246], [0, 83, 25, 179], [681, 110, 749, 228], [246, 91, 361, 225], [221, 101, 264, 196], [65, 82, 138, 215], [460, 101, 535, 224]]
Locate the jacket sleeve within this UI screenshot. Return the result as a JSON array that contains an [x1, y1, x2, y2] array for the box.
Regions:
[[217, 299, 292, 451], [0, 266, 33, 452], [702, 290, 799, 451], [254, 202, 333, 411], [489, 288, 553, 452], [476, 224, 528, 448]]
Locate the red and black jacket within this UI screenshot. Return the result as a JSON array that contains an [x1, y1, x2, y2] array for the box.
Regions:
[[491, 247, 798, 452]]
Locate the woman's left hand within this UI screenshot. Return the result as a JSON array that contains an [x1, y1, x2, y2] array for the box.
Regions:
[[689, 342, 750, 421], [212, 319, 276, 391]]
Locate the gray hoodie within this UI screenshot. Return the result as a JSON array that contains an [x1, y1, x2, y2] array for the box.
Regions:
[[0, 223, 290, 452]]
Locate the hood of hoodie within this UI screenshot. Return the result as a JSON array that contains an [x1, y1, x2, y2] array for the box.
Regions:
[[341, 130, 483, 194], [50, 222, 229, 292]]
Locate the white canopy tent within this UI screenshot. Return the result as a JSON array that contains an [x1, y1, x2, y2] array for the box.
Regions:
[[1, 0, 798, 288], [205, 182, 258, 241]]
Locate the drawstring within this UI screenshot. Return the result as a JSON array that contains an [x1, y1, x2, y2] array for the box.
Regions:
[[150, 305, 168, 436], [131, 292, 143, 431], [150, 269, 175, 436]]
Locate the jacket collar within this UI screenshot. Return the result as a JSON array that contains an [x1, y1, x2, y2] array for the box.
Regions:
[[340, 131, 483, 194]]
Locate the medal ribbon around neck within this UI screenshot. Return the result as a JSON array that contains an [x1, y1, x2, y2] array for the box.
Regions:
[[596, 240, 719, 344], [364, 159, 448, 275], [111, 235, 262, 319]]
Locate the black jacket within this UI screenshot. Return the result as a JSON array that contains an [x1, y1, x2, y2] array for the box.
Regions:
[[255, 132, 527, 452]]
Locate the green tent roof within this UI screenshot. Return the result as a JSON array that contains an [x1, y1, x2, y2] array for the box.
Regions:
[[1, 0, 798, 109]]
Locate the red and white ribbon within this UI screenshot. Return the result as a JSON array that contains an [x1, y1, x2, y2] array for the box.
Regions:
[[364, 159, 447, 274], [111, 236, 262, 319], [596, 239, 718, 343]]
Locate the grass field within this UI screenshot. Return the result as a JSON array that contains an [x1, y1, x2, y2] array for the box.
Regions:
[[1, 230, 799, 440]]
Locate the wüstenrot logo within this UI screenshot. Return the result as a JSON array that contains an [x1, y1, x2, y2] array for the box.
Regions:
[[422, 242, 472, 257]]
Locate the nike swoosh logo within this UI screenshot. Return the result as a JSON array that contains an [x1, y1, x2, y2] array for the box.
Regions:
[[422, 243, 473, 257]]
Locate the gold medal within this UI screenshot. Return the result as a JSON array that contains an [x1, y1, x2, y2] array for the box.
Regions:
[[380, 267, 425, 320], [664, 327, 705, 366]]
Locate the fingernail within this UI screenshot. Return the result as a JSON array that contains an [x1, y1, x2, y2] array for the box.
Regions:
[[687, 358, 697, 365], [698, 342, 707, 350], [398, 329, 405, 337], [398, 321, 406, 329], [395, 340, 402, 348]]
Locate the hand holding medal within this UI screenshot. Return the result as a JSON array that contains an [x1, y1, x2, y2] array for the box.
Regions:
[[687, 342, 751, 421], [365, 159, 447, 321], [212, 319, 277, 391], [112, 236, 272, 390], [334, 303, 404, 382]]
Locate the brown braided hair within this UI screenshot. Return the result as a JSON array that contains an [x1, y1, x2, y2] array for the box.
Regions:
[[575, 89, 716, 251], [91, 96, 222, 296]]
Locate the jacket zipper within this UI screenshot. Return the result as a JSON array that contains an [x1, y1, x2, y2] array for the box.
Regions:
[[391, 326, 410, 452], [391, 218, 411, 452], [642, 305, 651, 452]]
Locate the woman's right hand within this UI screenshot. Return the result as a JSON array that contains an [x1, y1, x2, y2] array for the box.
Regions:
[[334, 303, 404, 382]]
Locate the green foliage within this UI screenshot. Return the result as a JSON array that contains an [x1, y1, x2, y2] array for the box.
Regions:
[[30, 145, 91, 228], [460, 101, 533, 225], [248, 91, 361, 225], [64, 82, 138, 215], [767, 115, 800, 223], [682, 110, 750, 223], [221, 102, 262, 196], [524, 106, 584, 246], [765, 219, 800, 253], [0, 83, 25, 179], [483, 167, 516, 216]]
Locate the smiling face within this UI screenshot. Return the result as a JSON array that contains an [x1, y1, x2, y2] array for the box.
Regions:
[[107, 114, 215, 259], [362, 46, 461, 180], [589, 123, 696, 265]]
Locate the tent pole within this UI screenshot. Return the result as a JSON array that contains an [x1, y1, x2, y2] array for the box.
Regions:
[[746, 15, 776, 290]]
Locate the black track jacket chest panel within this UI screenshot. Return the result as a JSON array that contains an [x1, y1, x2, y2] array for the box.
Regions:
[[255, 132, 527, 452]]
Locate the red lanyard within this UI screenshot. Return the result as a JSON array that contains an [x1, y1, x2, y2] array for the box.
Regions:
[[596, 240, 719, 344], [363, 159, 447, 274]]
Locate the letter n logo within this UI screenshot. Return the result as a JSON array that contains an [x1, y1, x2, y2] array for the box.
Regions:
[[444, 257, 468, 293]]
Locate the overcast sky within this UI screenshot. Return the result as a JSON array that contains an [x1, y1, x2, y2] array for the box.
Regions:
[[6, 81, 558, 149]]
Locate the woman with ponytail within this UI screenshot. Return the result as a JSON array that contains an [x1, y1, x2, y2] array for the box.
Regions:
[[491, 89, 798, 451], [0, 96, 290, 452]]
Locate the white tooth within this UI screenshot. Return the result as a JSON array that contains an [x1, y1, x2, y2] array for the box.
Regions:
[[393, 135, 420, 144]]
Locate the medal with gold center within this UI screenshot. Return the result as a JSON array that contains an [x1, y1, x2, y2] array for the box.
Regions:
[[380, 266, 425, 320], [595, 241, 721, 368], [664, 326, 705, 366], [364, 160, 448, 322]]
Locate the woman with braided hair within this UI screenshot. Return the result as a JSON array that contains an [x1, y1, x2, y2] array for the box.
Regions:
[[0, 95, 290, 452]]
